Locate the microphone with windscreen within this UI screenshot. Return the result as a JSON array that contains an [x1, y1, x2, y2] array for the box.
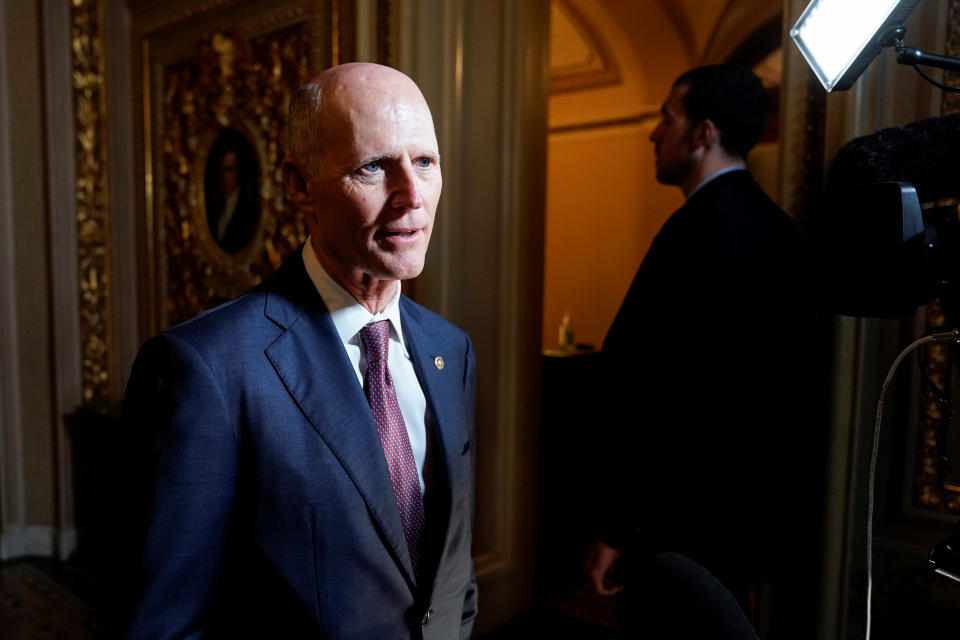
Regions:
[[811, 113, 960, 318]]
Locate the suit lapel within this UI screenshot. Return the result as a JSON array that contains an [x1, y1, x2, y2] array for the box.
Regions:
[[400, 298, 466, 575], [262, 257, 417, 585]]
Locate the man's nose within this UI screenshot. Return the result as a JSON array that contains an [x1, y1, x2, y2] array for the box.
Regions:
[[390, 165, 424, 210]]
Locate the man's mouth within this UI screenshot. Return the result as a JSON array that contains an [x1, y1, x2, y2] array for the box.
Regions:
[[377, 228, 422, 243]]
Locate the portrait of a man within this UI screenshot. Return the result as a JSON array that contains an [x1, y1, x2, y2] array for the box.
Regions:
[[203, 127, 262, 254]]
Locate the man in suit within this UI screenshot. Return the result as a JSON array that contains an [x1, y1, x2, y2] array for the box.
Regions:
[[118, 62, 477, 638], [206, 145, 261, 254], [583, 65, 817, 638]]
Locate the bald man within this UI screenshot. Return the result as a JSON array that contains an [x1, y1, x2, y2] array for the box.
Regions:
[[118, 63, 477, 639]]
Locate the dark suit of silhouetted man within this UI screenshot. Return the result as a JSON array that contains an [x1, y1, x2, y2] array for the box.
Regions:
[[116, 63, 477, 639], [584, 65, 817, 639]]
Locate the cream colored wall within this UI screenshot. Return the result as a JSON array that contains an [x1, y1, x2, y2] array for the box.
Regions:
[[543, 0, 687, 350], [544, 122, 681, 350], [543, 0, 784, 350]]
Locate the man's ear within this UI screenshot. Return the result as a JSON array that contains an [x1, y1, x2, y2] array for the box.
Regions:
[[281, 158, 312, 210], [694, 119, 721, 151]]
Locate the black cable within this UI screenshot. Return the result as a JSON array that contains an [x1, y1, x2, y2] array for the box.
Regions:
[[912, 64, 960, 93]]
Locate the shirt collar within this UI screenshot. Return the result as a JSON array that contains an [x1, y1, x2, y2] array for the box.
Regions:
[[686, 165, 745, 201], [302, 239, 409, 356]]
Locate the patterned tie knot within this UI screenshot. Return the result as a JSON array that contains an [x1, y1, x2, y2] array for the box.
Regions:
[[360, 320, 391, 377]]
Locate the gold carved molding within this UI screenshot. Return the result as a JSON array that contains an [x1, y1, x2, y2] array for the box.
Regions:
[[155, 27, 312, 328], [912, 0, 960, 516], [913, 301, 960, 513], [778, 0, 827, 222], [137, 1, 357, 331], [72, 0, 114, 407]]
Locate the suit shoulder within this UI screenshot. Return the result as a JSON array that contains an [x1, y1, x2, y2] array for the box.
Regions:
[[150, 286, 276, 365], [703, 174, 797, 231], [168, 289, 265, 336]]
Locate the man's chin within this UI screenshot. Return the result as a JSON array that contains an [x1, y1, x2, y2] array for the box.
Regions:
[[655, 170, 679, 186], [371, 257, 426, 283]]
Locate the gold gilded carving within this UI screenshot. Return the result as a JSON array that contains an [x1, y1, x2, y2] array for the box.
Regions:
[[136, 0, 238, 38], [942, 0, 960, 112], [72, 0, 114, 406], [912, 0, 960, 514], [913, 301, 960, 512], [776, 0, 825, 222], [157, 27, 311, 328]]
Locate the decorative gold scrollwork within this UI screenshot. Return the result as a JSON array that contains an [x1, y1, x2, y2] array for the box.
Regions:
[[72, 0, 114, 406], [912, 0, 960, 514], [157, 26, 312, 328]]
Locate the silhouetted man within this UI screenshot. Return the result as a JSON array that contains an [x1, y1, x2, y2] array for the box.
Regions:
[[584, 65, 815, 639]]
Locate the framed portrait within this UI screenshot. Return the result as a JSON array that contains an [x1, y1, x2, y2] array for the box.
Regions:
[[203, 127, 263, 255], [143, 21, 322, 330]]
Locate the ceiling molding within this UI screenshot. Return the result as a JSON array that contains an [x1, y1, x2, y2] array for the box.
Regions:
[[700, 0, 738, 64], [652, 0, 698, 65], [549, 0, 621, 94]]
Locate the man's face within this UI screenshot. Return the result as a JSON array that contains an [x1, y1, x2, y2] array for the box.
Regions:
[[220, 151, 239, 195], [649, 83, 698, 186], [306, 83, 441, 286]]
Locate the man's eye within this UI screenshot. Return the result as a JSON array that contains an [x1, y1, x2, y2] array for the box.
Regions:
[[414, 157, 432, 168], [362, 161, 381, 173]]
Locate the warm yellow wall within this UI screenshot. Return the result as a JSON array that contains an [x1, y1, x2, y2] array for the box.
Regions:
[[543, 0, 783, 350], [543, 0, 686, 350], [544, 122, 682, 350]]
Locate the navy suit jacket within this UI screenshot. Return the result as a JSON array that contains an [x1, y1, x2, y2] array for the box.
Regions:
[[119, 251, 477, 639], [596, 170, 817, 586]]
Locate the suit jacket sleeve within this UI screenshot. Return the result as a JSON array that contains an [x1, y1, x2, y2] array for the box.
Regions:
[[119, 333, 240, 639], [460, 333, 479, 637]]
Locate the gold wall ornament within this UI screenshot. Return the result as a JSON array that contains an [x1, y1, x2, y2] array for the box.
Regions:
[[133, 0, 362, 334], [911, 0, 960, 515], [779, 0, 827, 224], [155, 26, 313, 329], [71, 0, 114, 407]]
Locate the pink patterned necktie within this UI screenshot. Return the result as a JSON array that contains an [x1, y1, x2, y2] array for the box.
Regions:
[[360, 320, 425, 576]]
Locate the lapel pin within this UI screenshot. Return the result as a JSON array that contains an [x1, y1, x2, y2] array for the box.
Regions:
[[434, 356, 445, 370]]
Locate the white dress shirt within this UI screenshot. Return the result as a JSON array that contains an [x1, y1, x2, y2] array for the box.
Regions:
[[302, 240, 428, 492]]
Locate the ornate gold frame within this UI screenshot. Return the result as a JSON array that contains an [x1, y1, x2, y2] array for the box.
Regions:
[[151, 25, 312, 329], [190, 121, 273, 271], [135, 1, 359, 332], [71, 0, 387, 402], [72, 0, 114, 407], [912, 1, 960, 516]]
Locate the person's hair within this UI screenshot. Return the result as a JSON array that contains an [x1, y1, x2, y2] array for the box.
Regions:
[[673, 64, 768, 159], [286, 82, 324, 179]]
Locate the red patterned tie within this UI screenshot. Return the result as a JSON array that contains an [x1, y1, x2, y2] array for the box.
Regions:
[[360, 320, 425, 576]]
